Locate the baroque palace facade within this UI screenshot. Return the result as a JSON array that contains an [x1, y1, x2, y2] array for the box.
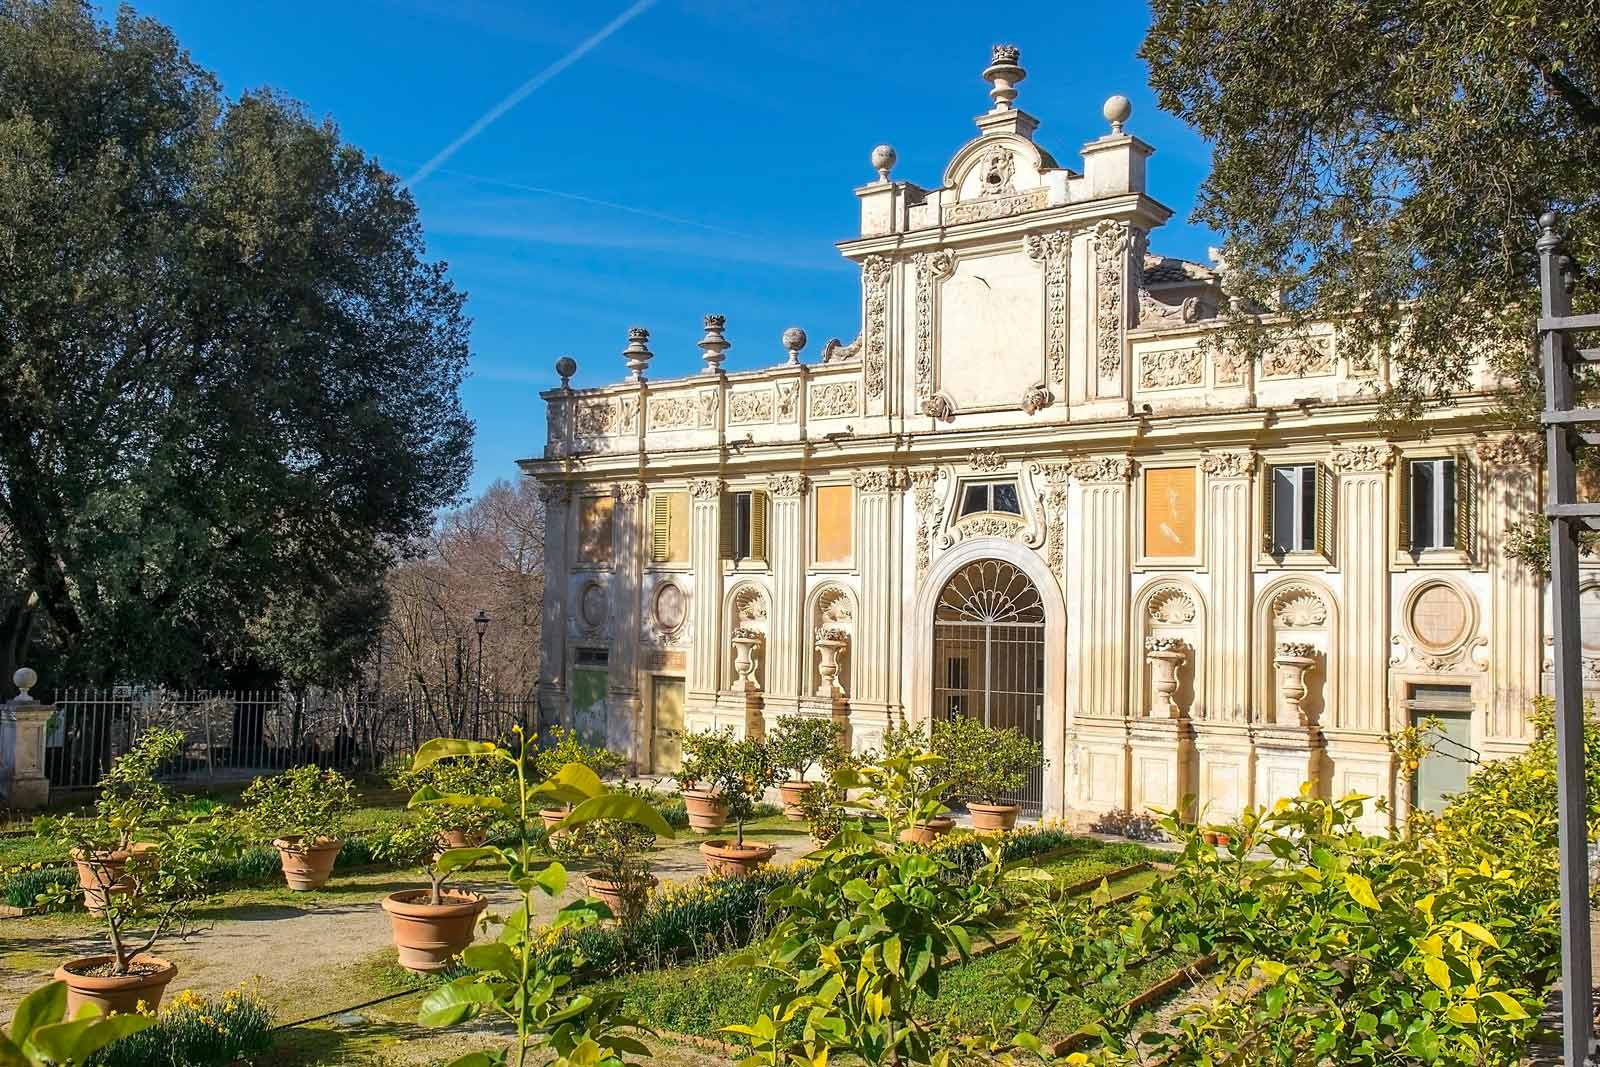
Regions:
[[523, 47, 1548, 828]]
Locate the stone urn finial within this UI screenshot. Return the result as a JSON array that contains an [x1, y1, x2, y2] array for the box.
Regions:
[[622, 327, 653, 382], [731, 629, 764, 692], [555, 355, 577, 390], [814, 627, 849, 698], [1273, 642, 1318, 726], [698, 314, 730, 374], [982, 45, 1026, 112], [1143, 638, 1187, 719]]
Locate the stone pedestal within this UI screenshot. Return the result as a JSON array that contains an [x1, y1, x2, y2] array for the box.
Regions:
[[1323, 730, 1395, 834], [1253, 725, 1325, 807], [1193, 721, 1253, 822], [1072, 715, 1130, 813], [1128, 717, 1195, 818], [0, 671, 53, 809]]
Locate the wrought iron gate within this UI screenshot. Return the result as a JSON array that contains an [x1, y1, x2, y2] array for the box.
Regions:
[[931, 559, 1046, 812]]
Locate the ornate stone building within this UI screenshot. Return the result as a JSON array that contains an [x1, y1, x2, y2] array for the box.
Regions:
[[522, 47, 1544, 829]]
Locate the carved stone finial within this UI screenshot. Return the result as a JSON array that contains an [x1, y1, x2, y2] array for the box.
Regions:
[[622, 327, 652, 382], [1102, 94, 1132, 135], [698, 315, 729, 375], [870, 144, 896, 183], [782, 327, 807, 366], [982, 44, 1026, 112], [555, 355, 577, 390], [12, 667, 36, 701]]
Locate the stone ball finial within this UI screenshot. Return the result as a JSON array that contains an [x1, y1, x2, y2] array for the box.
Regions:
[[982, 44, 1026, 112], [13, 667, 36, 700], [870, 144, 897, 183], [555, 355, 577, 389], [782, 327, 807, 366], [1538, 211, 1563, 254], [622, 326, 653, 382], [1103, 94, 1133, 134], [698, 314, 730, 374]]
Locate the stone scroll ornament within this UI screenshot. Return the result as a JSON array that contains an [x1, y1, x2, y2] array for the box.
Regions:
[[1024, 230, 1071, 387], [1093, 220, 1135, 384], [1030, 462, 1071, 580], [911, 468, 946, 588], [914, 250, 956, 403], [861, 256, 892, 400]]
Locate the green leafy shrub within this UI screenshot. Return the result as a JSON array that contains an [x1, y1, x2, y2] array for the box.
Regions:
[[392, 754, 517, 840], [932, 715, 1045, 806], [239, 765, 356, 844], [84, 986, 272, 1067], [37, 727, 187, 855], [534, 726, 626, 782], [1, 865, 79, 910], [680, 728, 784, 848], [765, 716, 845, 783], [549, 780, 660, 899]]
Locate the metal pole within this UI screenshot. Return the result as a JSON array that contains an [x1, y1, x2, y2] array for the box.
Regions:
[[1539, 211, 1594, 1067], [475, 631, 485, 739]]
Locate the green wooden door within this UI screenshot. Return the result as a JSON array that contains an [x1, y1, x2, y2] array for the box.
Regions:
[[571, 668, 609, 751], [1414, 708, 1473, 814]]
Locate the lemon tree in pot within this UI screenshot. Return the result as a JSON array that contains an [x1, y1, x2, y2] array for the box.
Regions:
[[677, 727, 733, 832], [407, 728, 673, 1067], [766, 715, 845, 821], [871, 721, 955, 843], [38, 727, 185, 913], [240, 765, 355, 890], [549, 780, 661, 923], [698, 733, 784, 877], [533, 726, 625, 833], [932, 715, 1045, 831], [392, 753, 516, 849], [372, 804, 495, 973]]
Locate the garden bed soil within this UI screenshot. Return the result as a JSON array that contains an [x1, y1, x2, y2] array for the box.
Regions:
[[63, 958, 168, 979]]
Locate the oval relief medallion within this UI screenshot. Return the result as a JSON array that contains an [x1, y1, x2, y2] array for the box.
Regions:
[[653, 581, 686, 634]]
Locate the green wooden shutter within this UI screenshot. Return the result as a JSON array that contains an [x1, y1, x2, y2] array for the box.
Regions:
[[751, 492, 769, 561], [718, 492, 736, 560], [1455, 454, 1475, 557], [1397, 458, 1412, 554], [1261, 460, 1275, 552], [1315, 463, 1335, 557], [650, 493, 671, 563]]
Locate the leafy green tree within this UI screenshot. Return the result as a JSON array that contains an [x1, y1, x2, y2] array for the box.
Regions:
[[1140, 1, 1600, 428], [0, 0, 473, 688]]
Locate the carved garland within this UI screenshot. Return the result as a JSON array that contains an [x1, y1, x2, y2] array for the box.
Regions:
[[911, 468, 946, 587], [861, 256, 892, 400], [1024, 230, 1070, 387], [648, 395, 696, 431], [969, 448, 1006, 472], [1093, 220, 1133, 382], [810, 380, 860, 418], [1030, 461, 1070, 579], [1139, 347, 1203, 390], [914, 250, 956, 403], [727, 389, 774, 425]]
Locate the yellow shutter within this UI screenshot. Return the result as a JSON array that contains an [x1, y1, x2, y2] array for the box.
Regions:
[[1456, 454, 1475, 557], [1261, 460, 1275, 552], [718, 492, 736, 560], [1315, 463, 1335, 557], [1397, 458, 1411, 554], [650, 493, 671, 563], [751, 492, 769, 561]]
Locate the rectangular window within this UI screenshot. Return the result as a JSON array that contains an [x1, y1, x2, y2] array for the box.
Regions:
[[959, 481, 1022, 517], [1409, 458, 1457, 551], [1269, 464, 1317, 554], [577, 496, 615, 565], [719, 490, 769, 562], [650, 490, 690, 564], [1143, 466, 1197, 558], [734, 492, 752, 560], [814, 484, 853, 565]]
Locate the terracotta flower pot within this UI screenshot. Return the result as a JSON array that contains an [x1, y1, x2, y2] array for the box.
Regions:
[[56, 954, 177, 1017], [1201, 830, 1220, 845], [682, 790, 729, 833], [381, 890, 488, 973], [1214, 833, 1232, 847], [70, 844, 156, 914], [898, 817, 956, 846], [778, 781, 812, 821], [700, 839, 776, 877], [967, 803, 1020, 832], [273, 836, 342, 891], [585, 873, 657, 923], [540, 806, 571, 835], [438, 828, 487, 851]]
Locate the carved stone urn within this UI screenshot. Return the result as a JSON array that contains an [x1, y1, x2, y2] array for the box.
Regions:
[[1143, 637, 1188, 719], [1273, 641, 1318, 726], [814, 627, 849, 697], [732, 629, 764, 691]]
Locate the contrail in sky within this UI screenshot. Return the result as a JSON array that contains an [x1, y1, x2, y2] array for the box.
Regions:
[[427, 166, 751, 238], [405, 0, 657, 189]]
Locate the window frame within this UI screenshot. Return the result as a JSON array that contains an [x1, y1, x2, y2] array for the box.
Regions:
[[1391, 447, 1476, 570], [955, 479, 1023, 519], [1134, 462, 1205, 570], [1255, 454, 1335, 570]]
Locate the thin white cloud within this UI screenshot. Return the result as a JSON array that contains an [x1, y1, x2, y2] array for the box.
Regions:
[[405, 0, 658, 188]]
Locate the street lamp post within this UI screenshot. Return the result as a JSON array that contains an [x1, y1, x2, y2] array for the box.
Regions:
[[473, 610, 491, 739]]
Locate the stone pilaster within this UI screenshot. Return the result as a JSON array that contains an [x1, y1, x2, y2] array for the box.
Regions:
[[851, 468, 905, 746], [687, 478, 726, 706], [1480, 437, 1542, 751], [536, 482, 571, 735], [0, 671, 52, 809], [609, 482, 646, 768], [1200, 451, 1254, 723], [765, 474, 810, 699]]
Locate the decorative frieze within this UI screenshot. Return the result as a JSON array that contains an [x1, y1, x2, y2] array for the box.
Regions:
[[969, 448, 1006, 471], [765, 473, 810, 498], [648, 394, 697, 431], [619, 396, 639, 434], [612, 482, 647, 505], [1024, 229, 1070, 386], [914, 250, 956, 402], [1201, 451, 1254, 479], [861, 255, 892, 399], [1262, 334, 1335, 378], [1071, 456, 1133, 483], [1330, 443, 1395, 472], [1093, 220, 1133, 382], [697, 390, 719, 428], [575, 398, 617, 437], [776, 381, 799, 422], [1214, 348, 1248, 385], [1138, 347, 1203, 390], [727, 389, 774, 425], [943, 188, 1047, 225], [950, 514, 1027, 542], [810, 380, 861, 418]]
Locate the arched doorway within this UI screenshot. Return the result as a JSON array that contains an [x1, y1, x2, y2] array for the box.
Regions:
[[932, 559, 1046, 812]]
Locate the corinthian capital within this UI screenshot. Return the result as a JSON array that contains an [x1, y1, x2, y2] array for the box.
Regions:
[[1330, 443, 1395, 473], [765, 473, 810, 497]]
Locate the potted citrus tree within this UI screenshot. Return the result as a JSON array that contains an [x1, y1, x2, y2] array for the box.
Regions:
[[933, 715, 1045, 831], [240, 765, 356, 890], [766, 715, 844, 820], [392, 754, 515, 849], [39, 727, 185, 913], [699, 733, 784, 876], [534, 726, 625, 832], [678, 727, 732, 831], [875, 721, 954, 843], [372, 800, 495, 973], [549, 780, 660, 922]]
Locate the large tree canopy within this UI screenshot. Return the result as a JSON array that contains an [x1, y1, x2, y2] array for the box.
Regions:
[[1141, 0, 1600, 426], [0, 0, 473, 686]]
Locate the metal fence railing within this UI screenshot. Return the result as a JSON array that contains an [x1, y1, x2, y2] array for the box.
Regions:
[[41, 688, 541, 791]]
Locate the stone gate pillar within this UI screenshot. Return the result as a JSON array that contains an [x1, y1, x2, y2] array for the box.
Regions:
[[0, 668, 52, 809]]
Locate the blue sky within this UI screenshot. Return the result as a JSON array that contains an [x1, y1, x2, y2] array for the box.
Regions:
[[116, 2, 1219, 499]]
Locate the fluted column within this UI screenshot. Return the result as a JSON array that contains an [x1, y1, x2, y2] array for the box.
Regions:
[[853, 468, 905, 709], [1201, 452, 1254, 723], [1479, 438, 1541, 748], [609, 482, 646, 768], [765, 474, 810, 699], [687, 478, 725, 702], [536, 482, 571, 736], [1071, 456, 1132, 718], [1331, 445, 1393, 732]]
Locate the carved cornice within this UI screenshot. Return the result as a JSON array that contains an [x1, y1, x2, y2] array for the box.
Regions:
[[1070, 456, 1133, 483], [1201, 450, 1255, 479], [1330, 443, 1395, 473], [1024, 229, 1071, 387], [688, 477, 726, 500], [765, 473, 810, 498]]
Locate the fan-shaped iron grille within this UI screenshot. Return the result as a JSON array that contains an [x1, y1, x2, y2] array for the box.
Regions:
[[932, 559, 1045, 813]]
